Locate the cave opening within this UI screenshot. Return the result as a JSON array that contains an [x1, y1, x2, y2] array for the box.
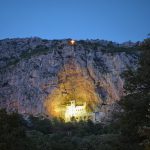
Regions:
[[44, 59, 101, 122]]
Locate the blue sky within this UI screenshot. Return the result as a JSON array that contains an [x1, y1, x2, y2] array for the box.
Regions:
[[0, 0, 150, 42]]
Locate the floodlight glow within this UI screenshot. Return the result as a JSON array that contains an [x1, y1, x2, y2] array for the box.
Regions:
[[70, 40, 75, 45]]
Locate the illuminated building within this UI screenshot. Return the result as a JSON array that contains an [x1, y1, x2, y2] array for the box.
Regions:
[[64, 100, 91, 122], [44, 59, 101, 123]]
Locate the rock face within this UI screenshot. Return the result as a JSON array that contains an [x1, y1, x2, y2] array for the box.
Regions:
[[0, 37, 138, 122]]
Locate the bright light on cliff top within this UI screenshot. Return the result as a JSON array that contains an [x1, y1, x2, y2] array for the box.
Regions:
[[70, 39, 76, 45]]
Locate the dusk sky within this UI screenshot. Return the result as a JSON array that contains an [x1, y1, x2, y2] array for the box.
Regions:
[[0, 0, 150, 42]]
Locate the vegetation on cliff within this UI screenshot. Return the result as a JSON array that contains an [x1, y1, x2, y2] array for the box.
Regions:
[[0, 38, 149, 150], [116, 37, 150, 150]]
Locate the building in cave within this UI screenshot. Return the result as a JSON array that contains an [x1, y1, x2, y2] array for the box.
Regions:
[[64, 100, 101, 122]]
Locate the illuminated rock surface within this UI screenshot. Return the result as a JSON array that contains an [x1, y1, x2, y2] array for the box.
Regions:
[[0, 38, 138, 122], [44, 58, 100, 121]]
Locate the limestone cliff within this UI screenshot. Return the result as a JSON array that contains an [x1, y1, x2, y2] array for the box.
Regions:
[[0, 37, 139, 122]]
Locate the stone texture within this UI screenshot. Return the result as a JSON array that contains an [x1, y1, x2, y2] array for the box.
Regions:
[[0, 38, 138, 122]]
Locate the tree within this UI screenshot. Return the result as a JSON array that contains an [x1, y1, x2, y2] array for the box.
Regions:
[[28, 115, 53, 134], [118, 37, 150, 149], [0, 109, 31, 150]]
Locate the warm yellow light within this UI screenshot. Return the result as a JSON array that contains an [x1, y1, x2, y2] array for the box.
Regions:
[[70, 40, 75, 45], [65, 105, 75, 117], [64, 100, 90, 122], [44, 59, 101, 122]]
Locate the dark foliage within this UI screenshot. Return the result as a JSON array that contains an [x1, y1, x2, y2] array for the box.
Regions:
[[0, 109, 31, 150], [117, 37, 150, 150], [0, 38, 149, 150], [0, 109, 124, 150]]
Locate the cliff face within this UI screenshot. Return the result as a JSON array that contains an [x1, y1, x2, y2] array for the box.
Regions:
[[0, 38, 138, 121]]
